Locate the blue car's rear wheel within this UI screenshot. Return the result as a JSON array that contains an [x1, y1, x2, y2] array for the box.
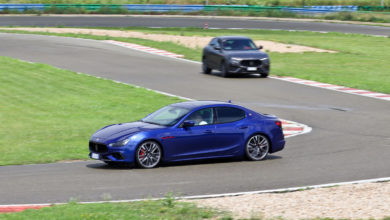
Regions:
[[245, 134, 269, 161], [136, 141, 162, 168]]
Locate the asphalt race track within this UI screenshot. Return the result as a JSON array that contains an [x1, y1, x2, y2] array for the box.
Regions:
[[1, 15, 390, 36], [0, 33, 389, 205]]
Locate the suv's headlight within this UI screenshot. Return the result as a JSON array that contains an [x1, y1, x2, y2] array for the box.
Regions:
[[109, 138, 130, 147], [230, 57, 242, 65]]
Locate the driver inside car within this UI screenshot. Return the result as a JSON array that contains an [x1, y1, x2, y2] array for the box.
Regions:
[[193, 112, 208, 126]]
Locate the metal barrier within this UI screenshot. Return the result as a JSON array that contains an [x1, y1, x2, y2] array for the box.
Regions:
[[124, 4, 204, 12], [282, 5, 359, 14], [204, 5, 286, 12], [0, 4, 388, 13], [309, 5, 358, 12], [44, 4, 124, 11], [0, 4, 44, 11], [358, 6, 390, 11]]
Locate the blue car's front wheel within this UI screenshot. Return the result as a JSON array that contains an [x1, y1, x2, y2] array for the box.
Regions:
[[245, 134, 269, 161], [136, 141, 162, 168]]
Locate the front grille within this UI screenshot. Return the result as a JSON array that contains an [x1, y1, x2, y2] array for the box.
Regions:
[[240, 60, 262, 67], [89, 141, 108, 153]]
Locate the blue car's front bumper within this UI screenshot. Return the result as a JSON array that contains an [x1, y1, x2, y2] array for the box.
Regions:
[[89, 141, 135, 163]]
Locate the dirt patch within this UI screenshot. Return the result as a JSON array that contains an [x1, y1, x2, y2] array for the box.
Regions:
[[189, 181, 390, 219], [0, 27, 336, 53]]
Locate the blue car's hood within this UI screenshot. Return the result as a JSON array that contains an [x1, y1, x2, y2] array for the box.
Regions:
[[91, 121, 165, 141], [225, 50, 268, 59]]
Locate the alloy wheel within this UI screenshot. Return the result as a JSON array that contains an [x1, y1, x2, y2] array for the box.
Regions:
[[246, 134, 269, 161], [136, 141, 162, 168]]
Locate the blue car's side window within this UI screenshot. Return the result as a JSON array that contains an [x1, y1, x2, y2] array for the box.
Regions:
[[186, 108, 214, 126], [216, 107, 246, 124]]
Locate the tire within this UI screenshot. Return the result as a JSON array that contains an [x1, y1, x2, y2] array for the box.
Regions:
[[259, 73, 269, 78], [220, 61, 230, 78], [135, 141, 162, 169], [202, 58, 212, 74], [245, 134, 270, 161]]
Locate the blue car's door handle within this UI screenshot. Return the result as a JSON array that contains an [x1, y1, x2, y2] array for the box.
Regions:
[[239, 126, 248, 129], [203, 130, 214, 134]]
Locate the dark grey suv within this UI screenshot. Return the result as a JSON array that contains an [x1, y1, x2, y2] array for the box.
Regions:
[[202, 36, 270, 78]]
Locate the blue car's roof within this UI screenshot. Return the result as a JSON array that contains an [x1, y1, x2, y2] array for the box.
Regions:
[[170, 101, 240, 110]]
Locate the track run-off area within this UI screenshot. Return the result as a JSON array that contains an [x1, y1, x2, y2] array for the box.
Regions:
[[0, 16, 389, 206]]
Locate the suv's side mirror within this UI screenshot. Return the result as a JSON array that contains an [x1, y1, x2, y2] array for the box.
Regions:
[[214, 45, 221, 50], [258, 45, 263, 50], [182, 120, 195, 128]]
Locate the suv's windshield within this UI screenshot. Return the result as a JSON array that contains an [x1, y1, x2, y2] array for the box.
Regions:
[[222, 39, 257, 51], [141, 106, 190, 126]]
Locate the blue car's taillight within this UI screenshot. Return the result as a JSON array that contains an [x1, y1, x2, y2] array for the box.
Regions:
[[275, 121, 282, 129]]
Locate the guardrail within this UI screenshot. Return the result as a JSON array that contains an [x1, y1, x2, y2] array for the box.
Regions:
[[358, 6, 390, 11], [0, 4, 44, 11], [0, 4, 388, 13], [124, 4, 204, 12], [282, 5, 358, 14], [203, 5, 287, 12]]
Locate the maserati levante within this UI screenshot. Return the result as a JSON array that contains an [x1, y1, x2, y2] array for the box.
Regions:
[[202, 36, 270, 77]]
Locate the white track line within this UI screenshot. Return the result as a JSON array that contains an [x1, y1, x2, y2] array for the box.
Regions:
[[105, 40, 184, 58], [2, 177, 389, 209], [272, 76, 390, 101]]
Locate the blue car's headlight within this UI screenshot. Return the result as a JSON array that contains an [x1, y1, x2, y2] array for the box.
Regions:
[[109, 138, 130, 147]]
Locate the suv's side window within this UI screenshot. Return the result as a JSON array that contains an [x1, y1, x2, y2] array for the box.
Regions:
[[185, 108, 214, 126], [209, 38, 221, 48], [209, 38, 218, 46], [216, 107, 246, 124]]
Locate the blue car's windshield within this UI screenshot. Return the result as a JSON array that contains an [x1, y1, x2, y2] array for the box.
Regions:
[[141, 106, 190, 126], [222, 39, 257, 51]]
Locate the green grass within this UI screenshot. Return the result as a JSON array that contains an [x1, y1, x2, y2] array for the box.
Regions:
[[0, 0, 389, 7], [1, 27, 389, 94], [0, 199, 226, 220], [0, 56, 183, 166]]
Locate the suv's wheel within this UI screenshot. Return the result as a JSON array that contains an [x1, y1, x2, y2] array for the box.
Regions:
[[220, 61, 230, 78], [259, 73, 269, 78], [202, 58, 211, 74], [136, 141, 162, 168]]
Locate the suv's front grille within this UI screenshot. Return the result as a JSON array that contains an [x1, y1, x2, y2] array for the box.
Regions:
[[240, 60, 262, 67], [89, 141, 108, 153]]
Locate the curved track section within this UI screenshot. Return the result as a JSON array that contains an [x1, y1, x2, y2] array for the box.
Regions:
[[1, 15, 390, 36], [0, 33, 389, 205]]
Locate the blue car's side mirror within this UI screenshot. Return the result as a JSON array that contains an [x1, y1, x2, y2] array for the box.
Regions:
[[182, 120, 195, 128]]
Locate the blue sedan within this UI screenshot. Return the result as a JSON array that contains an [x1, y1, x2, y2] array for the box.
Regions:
[[89, 101, 285, 168]]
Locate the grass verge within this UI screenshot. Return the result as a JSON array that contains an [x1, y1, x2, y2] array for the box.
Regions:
[[0, 56, 182, 166], [1, 27, 389, 94], [0, 0, 389, 6], [0, 198, 227, 220]]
